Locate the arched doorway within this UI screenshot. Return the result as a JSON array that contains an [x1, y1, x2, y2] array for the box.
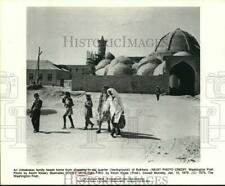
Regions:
[[169, 62, 195, 95]]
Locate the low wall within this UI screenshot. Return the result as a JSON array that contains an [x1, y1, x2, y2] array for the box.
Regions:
[[72, 75, 169, 94]]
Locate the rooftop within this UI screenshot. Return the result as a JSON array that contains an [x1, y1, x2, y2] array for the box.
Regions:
[[27, 60, 68, 71]]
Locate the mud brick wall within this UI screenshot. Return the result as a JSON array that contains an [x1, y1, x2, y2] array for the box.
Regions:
[[71, 75, 169, 94]]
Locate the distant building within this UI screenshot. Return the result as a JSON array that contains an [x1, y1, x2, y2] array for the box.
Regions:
[[72, 29, 200, 95], [27, 60, 70, 86], [153, 28, 200, 95], [68, 65, 93, 76]]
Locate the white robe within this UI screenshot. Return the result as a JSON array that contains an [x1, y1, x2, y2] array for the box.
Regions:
[[105, 96, 123, 123]]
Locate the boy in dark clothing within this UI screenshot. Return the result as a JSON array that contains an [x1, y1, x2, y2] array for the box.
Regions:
[[84, 94, 94, 130], [155, 86, 161, 101], [30, 93, 42, 133], [62, 92, 75, 129]]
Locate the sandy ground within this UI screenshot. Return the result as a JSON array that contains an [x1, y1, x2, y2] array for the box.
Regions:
[[26, 86, 200, 165]]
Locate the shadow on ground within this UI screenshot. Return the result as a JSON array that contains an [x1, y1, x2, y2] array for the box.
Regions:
[[121, 131, 161, 140], [41, 109, 57, 115], [39, 131, 71, 134], [27, 108, 57, 116]]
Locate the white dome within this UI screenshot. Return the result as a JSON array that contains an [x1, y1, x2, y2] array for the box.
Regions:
[[95, 59, 111, 70], [107, 63, 132, 76], [153, 61, 166, 75], [136, 55, 162, 76], [95, 64, 110, 76], [137, 62, 159, 76], [106, 56, 133, 76]]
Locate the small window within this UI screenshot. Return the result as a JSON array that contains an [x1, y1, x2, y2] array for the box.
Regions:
[[29, 73, 33, 80], [76, 68, 78, 72], [48, 73, 52, 81]]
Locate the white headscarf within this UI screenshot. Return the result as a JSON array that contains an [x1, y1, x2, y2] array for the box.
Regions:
[[107, 88, 124, 111]]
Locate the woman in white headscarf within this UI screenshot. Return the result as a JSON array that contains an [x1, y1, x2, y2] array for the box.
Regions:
[[105, 88, 124, 138], [96, 86, 111, 134]]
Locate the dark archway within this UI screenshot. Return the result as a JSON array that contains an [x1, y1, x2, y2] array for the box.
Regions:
[[169, 62, 195, 95]]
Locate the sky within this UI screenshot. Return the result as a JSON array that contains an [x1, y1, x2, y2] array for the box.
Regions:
[[27, 7, 200, 65]]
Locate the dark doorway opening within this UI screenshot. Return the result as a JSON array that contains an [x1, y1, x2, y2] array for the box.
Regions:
[[60, 79, 64, 87], [169, 62, 195, 95]]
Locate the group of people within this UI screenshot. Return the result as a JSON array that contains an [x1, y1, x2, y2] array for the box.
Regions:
[[30, 86, 161, 137], [30, 86, 126, 138]]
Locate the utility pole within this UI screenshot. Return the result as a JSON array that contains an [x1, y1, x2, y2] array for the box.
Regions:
[[36, 46, 43, 85]]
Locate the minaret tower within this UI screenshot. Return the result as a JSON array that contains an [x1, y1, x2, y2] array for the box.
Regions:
[[97, 36, 107, 60]]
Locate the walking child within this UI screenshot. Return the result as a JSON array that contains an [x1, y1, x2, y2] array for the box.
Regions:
[[84, 94, 94, 130], [62, 92, 75, 129], [155, 86, 161, 101]]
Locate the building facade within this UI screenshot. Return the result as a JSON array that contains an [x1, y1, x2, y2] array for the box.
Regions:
[[27, 60, 70, 86]]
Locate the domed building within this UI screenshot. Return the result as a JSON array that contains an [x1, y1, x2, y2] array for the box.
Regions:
[[72, 32, 200, 95], [136, 55, 162, 76], [153, 28, 200, 95], [154, 28, 200, 57], [95, 59, 111, 71], [106, 56, 133, 76]]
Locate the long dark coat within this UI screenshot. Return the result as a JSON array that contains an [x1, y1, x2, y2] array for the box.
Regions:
[[85, 100, 93, 118]]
